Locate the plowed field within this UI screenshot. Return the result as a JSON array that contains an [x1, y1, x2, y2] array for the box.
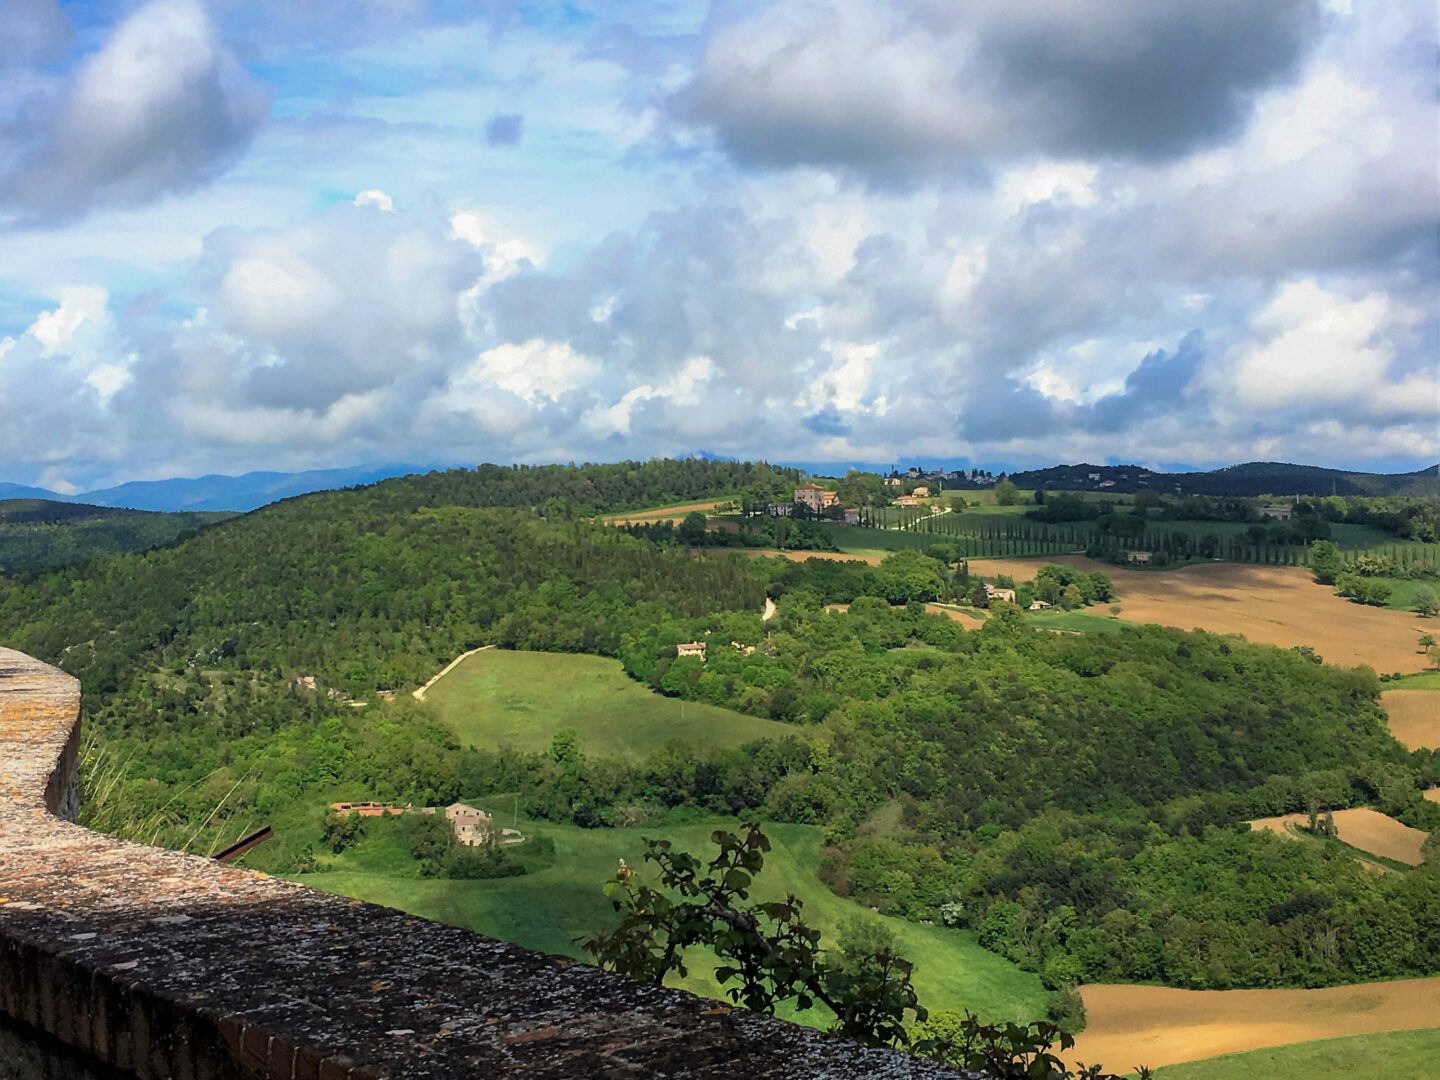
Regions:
[[1070, 977, 1440, 1071], [1381, 691, 1439, 750], [966, 556, 1429, 672], [1248, 807, 1429, 866]]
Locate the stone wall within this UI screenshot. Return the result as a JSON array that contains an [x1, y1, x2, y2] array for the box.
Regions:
[[0, 647, 976, 1079]]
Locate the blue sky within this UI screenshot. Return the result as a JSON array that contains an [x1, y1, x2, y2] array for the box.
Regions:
[[0, 0, 1435, 491]]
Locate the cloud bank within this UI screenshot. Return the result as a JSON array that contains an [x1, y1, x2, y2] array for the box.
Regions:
[[0, 0, 1434, 489]]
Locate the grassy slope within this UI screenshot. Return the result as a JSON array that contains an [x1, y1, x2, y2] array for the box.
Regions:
[[1027, 611, 1131, 635], [297, 816, 1048, 1027], [1149, 1028, 1440, 1080], [424, 649, 793, 758], [1386, 672, 1440, 690], [1350, 576, 1438, 613]]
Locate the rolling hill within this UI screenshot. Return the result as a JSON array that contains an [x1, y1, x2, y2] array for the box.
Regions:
[[0, 500, 233, 572], [1010, 461, 1439, 497]]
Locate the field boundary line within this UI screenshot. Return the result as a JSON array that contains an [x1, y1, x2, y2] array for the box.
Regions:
[[413, 644, 496, 701]]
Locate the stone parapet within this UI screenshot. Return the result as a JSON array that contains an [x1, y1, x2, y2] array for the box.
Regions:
[[0, 647, 973, 1078]]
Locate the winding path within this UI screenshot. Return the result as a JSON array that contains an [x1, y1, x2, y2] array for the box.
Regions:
[[413, 643, 496, 701]]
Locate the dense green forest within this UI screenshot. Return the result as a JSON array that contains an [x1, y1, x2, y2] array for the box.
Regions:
[[0, 499, 232, 571], [0, 458, 1435, 1004]]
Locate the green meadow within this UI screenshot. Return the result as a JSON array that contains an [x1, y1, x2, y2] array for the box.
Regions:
[[423, 649, 791, 759], [296, 815, 1049, 1029], [1149, 1028, 1440, 1080]]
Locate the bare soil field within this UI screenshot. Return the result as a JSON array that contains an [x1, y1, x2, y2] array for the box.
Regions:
[[1381, 690, 1440, 750], [1070, 977, 1440, 1071], [967, 556, 1429, 672], [923, 603, 986, 628], [600, 499, 728, 524], [1248, 807, 1429, 866], [1425, 788, 1440, 804], [736, 549, 885, 565]]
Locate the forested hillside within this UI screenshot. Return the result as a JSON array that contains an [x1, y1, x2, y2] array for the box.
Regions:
[[1011, 462, 1440, 498], [0, 458, 1435, 1001], [0, 499, 232, 572]]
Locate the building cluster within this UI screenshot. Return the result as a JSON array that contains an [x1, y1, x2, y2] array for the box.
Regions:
[[768, 483, 861, 525], [329, 800, 523, 847], [895, 466, 997, 487]]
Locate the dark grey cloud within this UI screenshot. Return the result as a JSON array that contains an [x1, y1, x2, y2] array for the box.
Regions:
[[679, 0, 1325, 181], [804, 404, 851, 437], [1084, 332, 1206, 433], [0, 0, 269, 225], [485, 112, 524, 147], [981, 0, 1323, 160]]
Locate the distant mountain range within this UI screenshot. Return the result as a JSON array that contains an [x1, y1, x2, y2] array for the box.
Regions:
[[2, 459, 1435, 514], [1008, 461, 1440, 497], [0, 464, 431, 513]]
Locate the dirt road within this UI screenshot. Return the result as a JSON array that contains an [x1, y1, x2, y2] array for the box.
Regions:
[[412, 644, 496, 701]]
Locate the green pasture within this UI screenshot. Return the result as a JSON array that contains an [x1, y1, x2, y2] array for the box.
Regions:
[[1384, 671, 1440, 690], [296, 815, 1048, 1028], [423, 649, 792, 759], [1348, 575, 1438, 613], [1027, 610, 1131, 635], [1149, 1028, 1440, 1080]]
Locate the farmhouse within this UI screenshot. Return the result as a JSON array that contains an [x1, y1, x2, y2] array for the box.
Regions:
[[446, 802, 494, 846], [1028, 600, 1053, 610], [911, 486, 931, 498], [794, 483, 839, 512], [985, 585, 1017, 603], [1260, 505, 1294, 520], [676, 641, 707, 659], [884, 477, 904, 488], [1124, 550, 1153, 564]]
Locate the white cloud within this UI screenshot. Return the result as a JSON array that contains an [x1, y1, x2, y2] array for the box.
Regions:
[[461, 339, 596, 405], [217, 245, 344, 340], [28, 285, 109, 356], [449, 210, 544, 284], [996, 162, 1099, 213], [584, 355, 714, 437], [1228, 279, 1431, 418], [354, 188, 395, 212]]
